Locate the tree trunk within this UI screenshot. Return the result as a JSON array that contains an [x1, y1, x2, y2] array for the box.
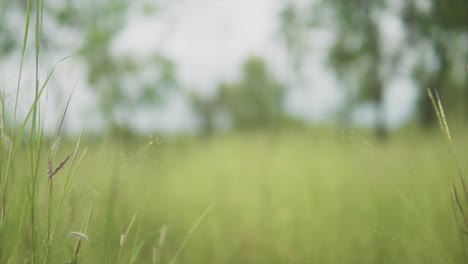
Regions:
[[465, 55, 468, 120], [374, 80, 387, 141], [365, 5, 387, 141]]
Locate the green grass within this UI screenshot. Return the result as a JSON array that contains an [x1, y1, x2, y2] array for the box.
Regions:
[[1, 1, 468, 263], [2, 128, 466, 263]]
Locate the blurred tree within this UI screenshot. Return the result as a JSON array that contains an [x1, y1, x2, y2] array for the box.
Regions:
[[279, 4, 308, 72], [58, 1, 177, 134], [0, 1, 177, 135], [190, 91, 218, 137], [0, 3, 16, 55], [328, 0, 388, 139], [216, 57, 285, 130], [280, 0, 389, 140], [280, 0, 468, 134], [401, 0, 468, 126]]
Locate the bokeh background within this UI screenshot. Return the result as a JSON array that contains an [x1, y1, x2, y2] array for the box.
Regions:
[[1, 0, 468, 263], [1, 0, 466, 137]]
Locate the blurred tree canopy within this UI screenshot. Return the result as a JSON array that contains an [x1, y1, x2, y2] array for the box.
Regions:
[[401, 0, 468, 126], [280, 0, 468, 137], [0, 1, 176, 135], [190, 91, 219, 137], [191, 56, 285, 135], [218, 57, 284, 130], [80, 32, 176, 134], [1, 0, 466, 136], [75, 2, 176, 133], [280, 0, 389, 140]]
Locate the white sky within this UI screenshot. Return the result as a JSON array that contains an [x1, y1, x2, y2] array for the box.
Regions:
[[113, 1, 287, 93]]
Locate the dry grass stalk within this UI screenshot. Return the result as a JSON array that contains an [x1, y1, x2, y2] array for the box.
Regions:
[[47, 155, 70, 181]]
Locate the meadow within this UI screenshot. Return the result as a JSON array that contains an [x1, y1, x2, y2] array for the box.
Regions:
[[2, 125, 468, 263], [1, 2, 467, 263]]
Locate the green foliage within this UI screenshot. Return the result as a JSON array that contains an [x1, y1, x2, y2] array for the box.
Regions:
[[0, 1, 177, 133], [280, 0, 468, 131], [402, 0, 468, 125], [217, 57, 284, 130], [76, 4, 177, 132], [190, 56, 286, 135], [279, 4, 308, 71], [432, 0, 468, 31], [280, 0, 389, 139], [190, 91, 218, 137]]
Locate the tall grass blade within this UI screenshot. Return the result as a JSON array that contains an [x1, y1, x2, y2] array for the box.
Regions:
[[428, 87, 468, 262], [169, 203, 216, 264]]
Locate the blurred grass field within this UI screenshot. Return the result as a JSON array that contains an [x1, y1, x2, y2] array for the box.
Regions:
[[3, 127, 468, 263], [2, 1, 468, 263]]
